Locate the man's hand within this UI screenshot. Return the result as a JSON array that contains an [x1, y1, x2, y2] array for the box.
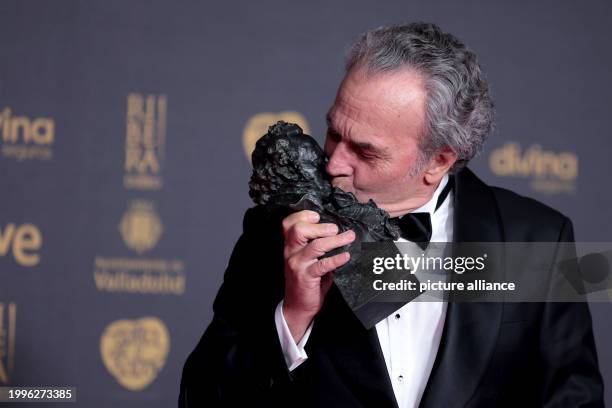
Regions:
[[282, 210, 355, 343]]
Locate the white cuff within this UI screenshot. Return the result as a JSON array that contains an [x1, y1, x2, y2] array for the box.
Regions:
[[274, 300, 313, 371]]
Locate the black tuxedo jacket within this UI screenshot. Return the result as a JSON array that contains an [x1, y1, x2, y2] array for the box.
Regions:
[[179, 168, 603, 407]]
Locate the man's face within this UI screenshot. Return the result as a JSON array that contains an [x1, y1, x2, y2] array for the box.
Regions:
[[324, 67, 430, 215]]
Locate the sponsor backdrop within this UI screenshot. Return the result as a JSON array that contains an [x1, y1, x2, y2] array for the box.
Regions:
[[1, 1, 611, 406]]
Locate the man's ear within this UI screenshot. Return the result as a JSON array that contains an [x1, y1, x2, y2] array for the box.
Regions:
[[423, 147, 457, 184]]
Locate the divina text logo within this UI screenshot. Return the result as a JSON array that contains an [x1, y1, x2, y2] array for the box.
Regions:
[[489, 142, 578, 194]]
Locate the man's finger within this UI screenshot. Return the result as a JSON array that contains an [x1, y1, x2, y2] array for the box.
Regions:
[[282, 210, 320, 233], [299, 230, 355, 260], [284, 222, 340, 255], [307, 252, 351, 278]]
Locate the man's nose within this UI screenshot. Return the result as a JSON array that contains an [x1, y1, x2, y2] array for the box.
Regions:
[[326, 142, 353, 177]]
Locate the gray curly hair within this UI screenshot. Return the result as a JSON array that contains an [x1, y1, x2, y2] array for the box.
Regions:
[[346, 22, 494, 173]]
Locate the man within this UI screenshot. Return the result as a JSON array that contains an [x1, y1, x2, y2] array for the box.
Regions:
[[180, 23, 603, 407]]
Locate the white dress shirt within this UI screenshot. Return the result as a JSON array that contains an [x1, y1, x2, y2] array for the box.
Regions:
[[275, 174, 454, 408]]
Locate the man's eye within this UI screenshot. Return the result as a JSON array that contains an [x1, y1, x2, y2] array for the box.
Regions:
[[357, 149, 377, 160]]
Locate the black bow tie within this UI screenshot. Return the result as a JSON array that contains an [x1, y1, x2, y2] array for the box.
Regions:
[[390, 177, 453, 249], [393, 213, 432, 250]]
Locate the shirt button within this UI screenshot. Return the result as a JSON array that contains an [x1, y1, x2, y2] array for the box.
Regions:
[[398, 375, 404, 382], [395, 313, 401, 319]]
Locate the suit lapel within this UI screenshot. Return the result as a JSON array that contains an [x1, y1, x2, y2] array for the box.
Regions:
[[419, 168, 504, 408]]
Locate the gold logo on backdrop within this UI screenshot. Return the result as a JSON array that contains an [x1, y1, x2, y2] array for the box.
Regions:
[[0, 302, 17, 384], [124, 93, 167, 190], [489, 142, 578, 194], [0, 107, 54, 161], [100, 317, 169, 391], [93, 200, 185, 295], [119, 200, 163, 254], [0, 223, 42, 267], [242, 112, 310, 161]]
